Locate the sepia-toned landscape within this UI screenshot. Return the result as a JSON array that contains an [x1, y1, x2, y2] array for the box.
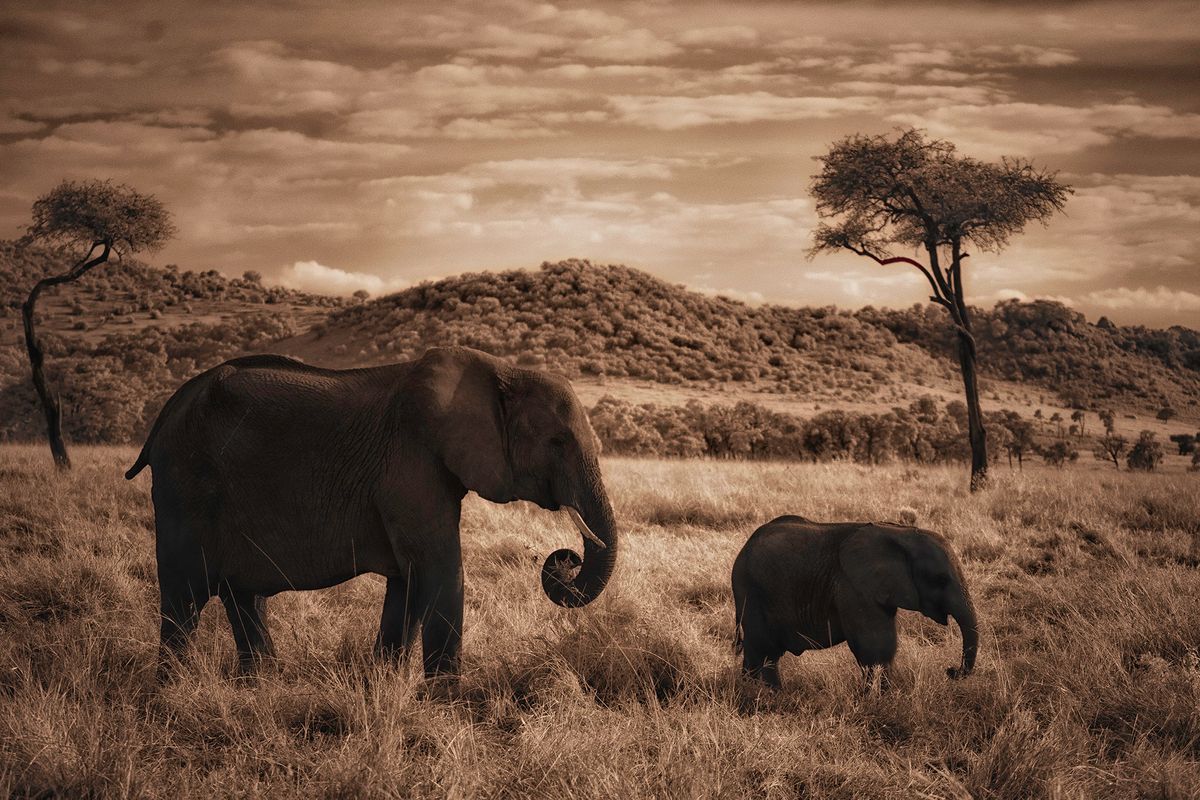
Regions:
[[2, 245, 1199, 798], [2, 1, 1200, 798]]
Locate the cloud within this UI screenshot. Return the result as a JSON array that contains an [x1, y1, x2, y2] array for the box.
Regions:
[[574, 28, 682, 62], [37, 57, 145, 78], [610, 92, 877, 129], [0, 113, 43, 135], [890, 102, 1200, 158], [977, 44, 1079, 67], [1082, 286, 1200, 312], [460, 25, 568, 59], [278, 261, 409, 297], [803, 268, 915, 298], [690, 285, 766, 304], [986, 288, 1076, 306], [677, 26, 759, 48], [440, 117, 559, 139], [532, 7, 627, 35]]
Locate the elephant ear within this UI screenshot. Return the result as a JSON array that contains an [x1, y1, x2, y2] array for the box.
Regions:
[[839, 525, 920, 610], [413, 348, 513, 503]]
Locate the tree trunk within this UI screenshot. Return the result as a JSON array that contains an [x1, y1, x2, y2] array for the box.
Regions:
[[22, 305, 70, 468], [21, 241, 110, 470], [943, 242, 987, 492], [955, 330, 989, 491]]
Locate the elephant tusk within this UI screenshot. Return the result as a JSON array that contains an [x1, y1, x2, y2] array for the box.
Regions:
[[566, 507, 606, 550]]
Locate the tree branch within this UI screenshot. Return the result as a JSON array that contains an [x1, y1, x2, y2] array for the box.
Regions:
[[837, 242, 950, 309]]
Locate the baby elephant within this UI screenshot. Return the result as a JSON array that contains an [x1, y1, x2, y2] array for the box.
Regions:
[[732, 515, 978, 688]]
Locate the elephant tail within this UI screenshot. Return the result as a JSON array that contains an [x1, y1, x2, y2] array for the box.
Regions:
[[125, 395, 172, 479], [125, 448, 150, 480], [125, 363, 228, 479], [733, 621, 744, 655]]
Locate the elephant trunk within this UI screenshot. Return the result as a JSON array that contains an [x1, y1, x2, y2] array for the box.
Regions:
[[947, 591, 978, 679], [541, 465, 618, 608]]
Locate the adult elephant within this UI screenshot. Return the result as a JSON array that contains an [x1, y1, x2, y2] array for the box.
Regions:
[[125, 346, 619, 679]]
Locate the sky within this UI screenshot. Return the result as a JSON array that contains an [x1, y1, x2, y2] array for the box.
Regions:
[[1, 1, 1198, 326]]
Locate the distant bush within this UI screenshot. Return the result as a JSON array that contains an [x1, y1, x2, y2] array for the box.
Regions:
[[587, 395, 1028, 465], [1041, 440, 1079, 468], [1127, 431, 1165, 472]]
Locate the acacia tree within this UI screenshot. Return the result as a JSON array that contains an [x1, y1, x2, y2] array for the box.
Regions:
[[809, 129, 1070, 490], [1093, 433, 1128, 469], [21, 179, 175, 469]]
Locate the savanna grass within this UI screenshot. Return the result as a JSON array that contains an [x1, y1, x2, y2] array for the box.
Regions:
[[1, 444, 1198, 798]]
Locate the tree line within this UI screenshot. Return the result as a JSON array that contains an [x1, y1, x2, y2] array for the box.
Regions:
[[587, 395, 1195, 472]]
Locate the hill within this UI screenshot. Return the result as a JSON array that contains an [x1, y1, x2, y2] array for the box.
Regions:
[[1, 251, 1197, 457], [287, 259, 1200, 415], [0, 241, 346, 443]]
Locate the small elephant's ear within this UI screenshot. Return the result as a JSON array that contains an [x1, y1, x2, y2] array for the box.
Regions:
[[839, 526, 920, 610], [412, 348, 513, 503]]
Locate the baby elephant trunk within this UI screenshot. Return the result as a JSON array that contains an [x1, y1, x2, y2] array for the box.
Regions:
[[947, 593, 978, 679]]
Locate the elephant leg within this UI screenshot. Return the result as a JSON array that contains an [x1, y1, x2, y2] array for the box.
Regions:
[[739, 603, 783, 688], [378, 497, 465, 680], [742, 643, 783, 689], [157, 576, 210, 682], [375, 572, 420, 661], [836, 581, 898, 690], [416, 559, 464, 678], [219, 586, 275, 673]]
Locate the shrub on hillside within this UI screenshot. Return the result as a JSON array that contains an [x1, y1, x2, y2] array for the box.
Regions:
[[1127, 431, 1165, 472]]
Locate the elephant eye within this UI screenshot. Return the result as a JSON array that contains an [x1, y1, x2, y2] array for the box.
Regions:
[[549, 434, 568, 449]]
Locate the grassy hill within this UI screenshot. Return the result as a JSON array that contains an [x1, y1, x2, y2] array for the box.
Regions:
[[1, 248, 1197, 460], [288, 259, 1200, 416]]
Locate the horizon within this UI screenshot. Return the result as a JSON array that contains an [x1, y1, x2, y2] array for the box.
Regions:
[[1, 1, 1198, 326]]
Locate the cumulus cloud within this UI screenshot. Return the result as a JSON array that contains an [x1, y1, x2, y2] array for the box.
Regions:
[[279, 261, 409, 297], [985, 288, 1076, 306], [890, 102, 1200, 158], [977, 44, 1079, 67], [574, 29, 682, 62], [1082, 286, 1200, 312], [690, 285, 766, 304], [610, 92, 877, 129], [677, 26, 759, 48]]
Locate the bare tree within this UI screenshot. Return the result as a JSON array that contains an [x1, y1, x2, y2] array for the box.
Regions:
[[1093, 433, 1128, 469], [1071, 409, 1085, 437], [21, 179, 175, 468], [809, 128, 1070, 490]]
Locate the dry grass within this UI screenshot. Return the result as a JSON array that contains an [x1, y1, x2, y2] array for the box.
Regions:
[[2, 445, 1199, 798]]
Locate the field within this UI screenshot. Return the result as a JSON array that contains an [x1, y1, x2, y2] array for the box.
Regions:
[[2, 445, 1199, 798]]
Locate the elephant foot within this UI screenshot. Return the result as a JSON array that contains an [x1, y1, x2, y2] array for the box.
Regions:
[[417, 673, 463, 702], [232, 651, 276, 680], [946, 666, 971, 680]]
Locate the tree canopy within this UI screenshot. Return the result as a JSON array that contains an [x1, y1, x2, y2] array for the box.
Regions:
[[809, 128, 1071, 280], [24, 179, 175, 257]]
